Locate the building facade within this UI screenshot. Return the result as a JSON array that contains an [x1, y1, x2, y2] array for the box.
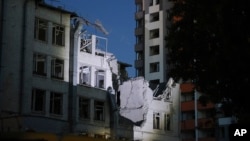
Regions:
[[134, 0, 173, 84], [0, 0, 133, 140], [180, 82, 216, 141]]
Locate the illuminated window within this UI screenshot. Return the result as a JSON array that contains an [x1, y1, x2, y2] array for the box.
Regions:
[[34, 18, 48, 42], [51, 57, 64, 80], [150, 62, 160, 73], [50, 92, 63, 115], [52, 24, 65, 46], [94, 101, 105, 121], [149, 29, 159, 39], [79, 66, 91, 85], [33, 53, 46, 76], [153, 112, 160, 129], [150, 45, 159, 56], [31, 88, 45, 113], [79, 97, 90, 119]]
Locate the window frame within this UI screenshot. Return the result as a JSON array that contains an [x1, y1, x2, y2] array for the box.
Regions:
[[150, 62, 160, 73], [79, 66, 91, 85], [51, 57, 64, 80], [52, 23, 65, 46], [49, 92, 63, 115], [34, 17, 48, 42], [149, 29, 160, 39], [31, 88, 45, 113], [95, 70, 105, 89], [94, 101, 105, 121], [153, 112, 161, 129], [149, 45, 160, 56], [79, 97, 90, 119], [33, 53, 47, 76]]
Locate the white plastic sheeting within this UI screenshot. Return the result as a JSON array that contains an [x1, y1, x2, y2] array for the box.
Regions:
[[118, 77, 153, 123]]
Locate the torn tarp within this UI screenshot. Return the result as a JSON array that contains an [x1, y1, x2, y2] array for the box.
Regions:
[[118, 77, 153, 124]]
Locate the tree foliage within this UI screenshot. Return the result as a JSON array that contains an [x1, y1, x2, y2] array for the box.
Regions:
[[166, 0, 250, 112]]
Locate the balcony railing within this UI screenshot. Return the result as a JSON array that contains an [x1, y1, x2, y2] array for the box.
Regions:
[[180, 83, 195, 93], [181, 100, 215, 111]]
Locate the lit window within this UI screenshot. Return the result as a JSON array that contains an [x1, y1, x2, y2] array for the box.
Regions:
[[34, 18, 48, 42], [96, 70, 105, 89], [150, 62, 160, 73], [52, 24, 65, 46], [94, 101, 105, 121], [33, 53, 46, 76], [31, 88, 45, 112], [150, 45, 159, 56], [51, 57, 64, 80], [79, 97, 90, 119], [150, 12, 159, 22], [79, 66, 91, 85], [153, 112, 160, 129], [50, 92, 63, 115], [149, 29, 159, 39]]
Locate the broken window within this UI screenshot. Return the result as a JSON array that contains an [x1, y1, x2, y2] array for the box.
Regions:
[[51, 57, 64, 80], [95, 70, 105, 89], [150, 62, 160, 73], [150, 45, 159, 56], [79, 97, 90, 119], [31, 88, 45, 113], [94, 101, 105, 121], [79, 66, 91, 85], [33, 53, 46, 76], [165, 114, 171, 131], [149, 29, 159, 39], [52, 24, 65, 46], [153, 112, 160, 129], [150, 12, 159, 22], [50, 92, 63, 115], [34, 18, 48, 42]]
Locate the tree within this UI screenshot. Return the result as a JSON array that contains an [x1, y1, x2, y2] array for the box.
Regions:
[[166, 0, 250, 122]]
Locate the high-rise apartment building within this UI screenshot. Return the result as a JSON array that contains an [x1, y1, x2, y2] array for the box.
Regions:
[[134, 0, 173, 84]]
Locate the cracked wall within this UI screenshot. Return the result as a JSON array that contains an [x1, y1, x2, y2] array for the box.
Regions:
[[118, 77, 153, 124]]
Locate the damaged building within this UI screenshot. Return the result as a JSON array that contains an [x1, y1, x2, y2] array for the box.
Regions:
[[118, 77, 180, 141], [0, 0, 133, 140]]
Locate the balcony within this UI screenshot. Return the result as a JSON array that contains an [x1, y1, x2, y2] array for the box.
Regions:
[[181, 83, 195, 93], [181, 119, 195, 130], [134, 43, 143, 52], [181, 101, 194, 111], [134, 59, 144, 68], [198, 118, 215, 129], [197, 101, 215, 110], [135, 27, 144, 36], [135, 11, 144, 20], [181, 100, 215, 112]]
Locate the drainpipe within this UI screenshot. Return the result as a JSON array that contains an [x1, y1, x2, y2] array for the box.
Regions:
[[68, 18, 83, 132], [19, 0, 32, 114], [0, 0, 4, 94], [194, 90, 198, 141]]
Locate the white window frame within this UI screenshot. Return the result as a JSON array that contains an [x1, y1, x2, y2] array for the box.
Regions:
[[79, 66, 91, 85], [34, 18, 48, 42], [153, 112, 161, 129], [95, 70, 105, 89], [33, 53, 47, 76], [52, 24, 65, 46], [51, 57, 64, 80]]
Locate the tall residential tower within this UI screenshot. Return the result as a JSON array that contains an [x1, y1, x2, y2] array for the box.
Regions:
[[134, 0, 173, 84]]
